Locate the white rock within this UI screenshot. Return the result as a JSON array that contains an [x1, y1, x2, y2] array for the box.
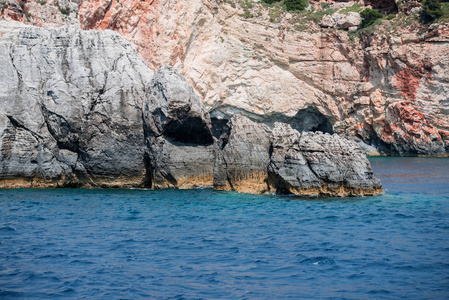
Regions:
[[320, 14, 336, 28], [335, 12, 362, 29]]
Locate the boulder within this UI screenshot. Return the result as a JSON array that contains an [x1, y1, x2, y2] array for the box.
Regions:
[[335, 12, 362, 29], [321, 12, 362, 29], [320, 14, 337, 28]]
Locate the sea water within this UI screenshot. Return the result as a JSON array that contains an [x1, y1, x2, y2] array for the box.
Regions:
[[0, 157, 448, 299]]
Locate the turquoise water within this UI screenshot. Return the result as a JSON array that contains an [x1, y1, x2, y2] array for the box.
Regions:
[[0, 157, 448, 299]]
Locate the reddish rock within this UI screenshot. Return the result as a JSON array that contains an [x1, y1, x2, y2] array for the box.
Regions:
[[393, 65, 430, 101], [0, 0, 25, 22], [382, 102, 445, 154]]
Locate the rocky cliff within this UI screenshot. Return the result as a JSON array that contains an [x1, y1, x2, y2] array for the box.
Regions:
[[0, 21, 152, 187], [1, 0, 448, 155], [77, 0, 449, 156], [0, 22, 381, 195]]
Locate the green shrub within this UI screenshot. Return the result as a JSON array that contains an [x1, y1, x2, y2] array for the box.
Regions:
[[419, 0, 443, 23], [339, 3, 363, 14], [321, 3, 330, 10], [324, 8, 336, 15], [241, 9, 254, 18], [294, 24, 308, 31], [239, 0, 254, 9], [59, 7, 70, 15], [284, 0, 307, 11], [359, 8, 383, 28], [437, 2, 449, 23], [225, 0, 236, 8], [262, 0, 281, 5], [269, 7, 283, 22]]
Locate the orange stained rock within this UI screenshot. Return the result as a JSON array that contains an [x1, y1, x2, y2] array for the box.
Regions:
[[79, 0, 184, 71], [393, 64, 431, 101]]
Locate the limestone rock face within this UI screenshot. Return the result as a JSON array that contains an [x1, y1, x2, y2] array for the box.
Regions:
[[1, 1, 448, 155], [0, 22, 382, 195], [0, 21, 153, 187], [144, 66, 213, 145], [269, 123, 382, 196], [143, 67, 215, 189], [145, 136, 215, 189], [75, 0, 449, 156], [214, 115, 272, 194], [215, 116, 382, 197]]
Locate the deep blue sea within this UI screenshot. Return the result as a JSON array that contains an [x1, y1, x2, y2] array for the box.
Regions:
[[1, 157, 449, 299]]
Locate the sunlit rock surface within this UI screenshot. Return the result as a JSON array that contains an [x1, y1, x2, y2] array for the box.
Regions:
[[75, 0, 449, 155], [0, 21, 152, 187], [0, 23, 381, 195]]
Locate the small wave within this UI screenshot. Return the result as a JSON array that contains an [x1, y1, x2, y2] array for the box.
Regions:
[[300, 256, 336, 266], [69, 259, 94, 265], [0, 226, 16, 232], [368, 289, 391, 294], [38, 254, 69, 259], [394, 213, 413, 219], [0, 291, 23, 297]]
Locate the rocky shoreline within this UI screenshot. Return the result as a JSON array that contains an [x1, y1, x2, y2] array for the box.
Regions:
[[0, 23, 381, 196]]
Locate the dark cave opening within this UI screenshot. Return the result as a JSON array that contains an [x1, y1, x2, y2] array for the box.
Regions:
[[363, 0, 399, 14], [211, 117, 231, 139], [287, 107, 334, 134], [210, 106, 334, 138]]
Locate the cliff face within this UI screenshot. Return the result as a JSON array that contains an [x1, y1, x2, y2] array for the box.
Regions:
[[0, 21, 153, 187], [1, 0, 448, 155], [77, 0, 449, 155], [0, 23, 381, 195]]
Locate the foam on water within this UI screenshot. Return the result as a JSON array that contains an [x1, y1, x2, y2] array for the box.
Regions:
[[0, 157, 448, 299]]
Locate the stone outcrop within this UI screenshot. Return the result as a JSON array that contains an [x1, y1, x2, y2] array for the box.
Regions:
[[0, 22, 381, 196], [0, 21, 152, 187], [73, 0, 449, 156], [143, 67, 215, 189], [214, 115, 272, 194], [268, 123, 382, 196], [214, 116, 382, 197], [320, 12, 362, 29]]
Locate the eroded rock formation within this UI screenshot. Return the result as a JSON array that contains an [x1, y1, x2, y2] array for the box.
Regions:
[[214, 115, 382, 196], [214, 115, 272, 194], [0, 23, 381, 195], [0, 21, 152, 187], [75, 0, 449, 156], [143, 67, 215, 189], [268, 123, 382, 196]]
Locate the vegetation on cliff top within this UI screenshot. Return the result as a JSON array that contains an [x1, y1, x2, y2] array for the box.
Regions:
[[419, 0, 449, 24], [359, 8, 384, 28], [262, 0, 307, 12], [233, 0, 448, 38]]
